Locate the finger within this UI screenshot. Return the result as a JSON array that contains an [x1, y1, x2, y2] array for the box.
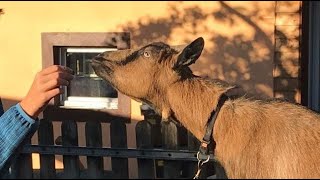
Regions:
[[43, 72, 74, 83], [43, 78, 70, 91], [60, 72, 74, 81], [45, 88, 64, 101], [41, 65, 73, 75]]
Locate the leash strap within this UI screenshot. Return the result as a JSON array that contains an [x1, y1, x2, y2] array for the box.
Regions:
[[193, 92, 231, 179]]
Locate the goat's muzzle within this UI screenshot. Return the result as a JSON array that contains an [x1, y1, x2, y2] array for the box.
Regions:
[[91, 54, 106, 64], [91, 54, 114, 77]]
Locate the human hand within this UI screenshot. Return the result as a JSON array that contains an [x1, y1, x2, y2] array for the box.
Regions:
[[20, 65, 74, 119]]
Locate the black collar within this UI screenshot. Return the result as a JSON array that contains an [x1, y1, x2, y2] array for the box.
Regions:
[[193, 88, 240, 179], [203, 93, 229, 144], [193, 87, 241, 179], [197, 87, 240, 161]]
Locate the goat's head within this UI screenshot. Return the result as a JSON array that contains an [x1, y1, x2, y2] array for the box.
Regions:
[[91, 37, 204, 101]]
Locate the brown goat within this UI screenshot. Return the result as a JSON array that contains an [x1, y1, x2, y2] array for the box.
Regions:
[[91, 37, 320, 179]]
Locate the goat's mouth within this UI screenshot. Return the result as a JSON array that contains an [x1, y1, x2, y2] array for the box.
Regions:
[[91, 55, 108, 64], [90, 58, 113, 78], [90, 59, 103, 65]]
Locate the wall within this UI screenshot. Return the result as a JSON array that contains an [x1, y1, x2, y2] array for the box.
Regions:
[[0, 1, 298, 178], [274, 1, 302, 103]]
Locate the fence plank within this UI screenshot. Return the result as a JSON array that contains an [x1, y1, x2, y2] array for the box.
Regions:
[[183, 131, 200, 178], [11, 138, 33, 179], [85, 121, 104, 179], [161, 121, 180, 178], [0, 166, 10, 179], [110, 119, 128, 179], [62, 120, 80, 178], [38, 119, 56, 178], [136, 120, 155, 179]]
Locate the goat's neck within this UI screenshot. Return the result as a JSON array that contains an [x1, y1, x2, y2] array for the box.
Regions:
[[163, 78, 232, 140]]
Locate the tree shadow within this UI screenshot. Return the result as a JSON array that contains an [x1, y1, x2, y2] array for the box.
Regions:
[[273, 1, 301, 103], [117, 1, 299, 100]]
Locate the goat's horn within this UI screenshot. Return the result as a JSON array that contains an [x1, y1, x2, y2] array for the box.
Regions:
[[171, 44, 187, 52]]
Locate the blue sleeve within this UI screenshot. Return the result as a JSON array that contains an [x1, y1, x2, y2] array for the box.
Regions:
[[0, 103, 39, 170]]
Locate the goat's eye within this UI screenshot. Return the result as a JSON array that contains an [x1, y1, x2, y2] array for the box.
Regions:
[[143, 51, 151, 58]]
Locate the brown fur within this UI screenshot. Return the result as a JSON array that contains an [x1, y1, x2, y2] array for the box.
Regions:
[[91, 37, 320, 178]]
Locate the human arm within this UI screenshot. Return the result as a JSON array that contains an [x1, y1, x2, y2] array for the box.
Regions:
[[0, 103, 39, 170], [0, 65, 74, 171]]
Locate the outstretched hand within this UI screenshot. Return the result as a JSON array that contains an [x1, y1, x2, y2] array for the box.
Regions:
[[20, 65, 74, 119]]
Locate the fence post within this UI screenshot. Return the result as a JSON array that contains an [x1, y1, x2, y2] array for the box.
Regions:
[[61, 120, 80, 178], [161, 121, 181, 178], [110, 119, 128, 179], [136, 118, 155, 179], [184, 131, 200, 178], [85, 121, 104, 179], [38, 118, 56, 178], [11, 138, 33, 179]]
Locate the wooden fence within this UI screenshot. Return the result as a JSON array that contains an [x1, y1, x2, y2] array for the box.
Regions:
[[3, 104, 216, 179]]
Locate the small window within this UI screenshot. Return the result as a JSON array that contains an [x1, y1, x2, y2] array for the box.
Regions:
[[54, 47, 118, 110]]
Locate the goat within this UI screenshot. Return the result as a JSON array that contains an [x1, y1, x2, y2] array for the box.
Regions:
[[91, 37, 320, 179]]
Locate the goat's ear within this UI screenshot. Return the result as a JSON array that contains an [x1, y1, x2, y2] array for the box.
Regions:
[[173, 37, 204, 70]]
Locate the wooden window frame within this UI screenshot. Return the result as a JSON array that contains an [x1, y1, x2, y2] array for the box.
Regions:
[[41, 32, 131, 121]]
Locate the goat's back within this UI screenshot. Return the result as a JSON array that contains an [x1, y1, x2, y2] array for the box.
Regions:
[[214, 98, 320, 178]]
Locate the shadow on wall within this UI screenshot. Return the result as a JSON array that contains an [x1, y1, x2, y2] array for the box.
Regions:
[[115, 1, 299, 100]]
